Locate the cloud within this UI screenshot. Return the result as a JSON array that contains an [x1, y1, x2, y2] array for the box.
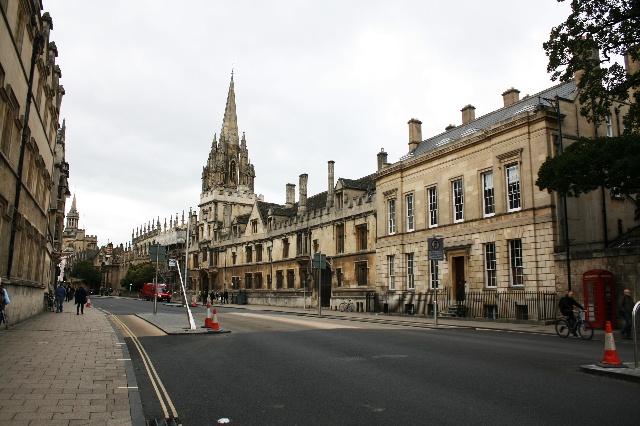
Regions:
[[45, 0, 572, 246]]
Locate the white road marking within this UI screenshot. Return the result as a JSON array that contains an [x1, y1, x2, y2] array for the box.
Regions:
[[227, 312, 360, 329]]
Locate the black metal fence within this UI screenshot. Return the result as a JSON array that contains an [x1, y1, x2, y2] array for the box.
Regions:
[[462, 291, 557, 321]]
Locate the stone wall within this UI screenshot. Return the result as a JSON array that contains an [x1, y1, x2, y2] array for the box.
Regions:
[[555, 246, 640, 303]]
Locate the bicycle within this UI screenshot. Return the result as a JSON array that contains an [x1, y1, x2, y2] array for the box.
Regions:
[[338, 299, 355, 312], [45, 293, 55, 312], [555, 310, 594, 340]]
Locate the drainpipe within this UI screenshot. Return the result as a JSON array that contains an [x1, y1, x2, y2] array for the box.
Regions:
[[555, 95, 572, 291], [7, 29, 44, 278]]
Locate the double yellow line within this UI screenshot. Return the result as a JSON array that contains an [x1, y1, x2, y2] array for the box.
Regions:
[[111, 314, 179, 420]]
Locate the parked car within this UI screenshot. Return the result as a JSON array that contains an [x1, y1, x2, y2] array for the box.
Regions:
[[140, 283, 172, 302]]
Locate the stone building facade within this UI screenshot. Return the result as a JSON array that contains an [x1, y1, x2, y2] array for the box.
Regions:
[[375, 71, 636, 318], [190, 76, 378, 310], [123, 213, 188, 296], [0, 1, 69, 323]]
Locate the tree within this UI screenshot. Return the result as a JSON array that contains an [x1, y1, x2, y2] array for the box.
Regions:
[[69, 260, 101, 289], [536, 134, 640, 218], [543, 0, 640, 131], [120, 262, 156, 292]]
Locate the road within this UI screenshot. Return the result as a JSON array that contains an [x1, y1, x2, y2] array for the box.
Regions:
[[94, 297, 640, 426]]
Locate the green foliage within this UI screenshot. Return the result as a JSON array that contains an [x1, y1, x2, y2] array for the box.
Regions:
[[120, 263, 157, 292], [536, 134, 640, 218], [69, 260, 101, 288], [543, 0, 640, 131]]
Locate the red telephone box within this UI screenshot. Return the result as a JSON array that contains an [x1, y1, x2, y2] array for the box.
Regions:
[[582, 269, 616, 329]]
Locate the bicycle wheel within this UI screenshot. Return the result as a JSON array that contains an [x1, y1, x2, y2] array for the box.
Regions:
[[338, 302, 347, 312], [578, 321, 594, 340], [347, 303, 355, 312], [555, 319, 570, 338]]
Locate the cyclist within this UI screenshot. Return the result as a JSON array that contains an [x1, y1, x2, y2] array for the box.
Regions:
[[559, 291, 584, 335]]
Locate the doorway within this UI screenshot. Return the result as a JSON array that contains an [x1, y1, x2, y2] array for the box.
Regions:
[[452, 256, 466, 302]]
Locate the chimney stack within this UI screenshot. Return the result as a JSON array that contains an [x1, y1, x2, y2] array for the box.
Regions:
[[327, 161, 335, 208], [625, 48, 639, 76], [574, 39, 600, 87], [461, 105, 476, 124], [502, 87, 520, 107], [286, 183, 295, 208], [408, 118, 422, 152], [298, 174, 308, 213], [377, 148, 388, 171]]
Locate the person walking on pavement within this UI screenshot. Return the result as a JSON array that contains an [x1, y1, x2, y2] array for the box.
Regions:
[[223, 289, 229, 305], [54, 283, 67, 313], [559, 291, 585, 336], [618, 289, 634, 340], [75, 283, 88, 315], [0, 283, 9, 325]]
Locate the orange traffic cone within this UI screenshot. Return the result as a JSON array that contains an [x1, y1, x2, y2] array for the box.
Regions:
[[597, 321, 628, 369], [191, 294, 198, 307], [86, 295, 91, 308], [203, 302, 213, 328], [210, 308, 220, 331]]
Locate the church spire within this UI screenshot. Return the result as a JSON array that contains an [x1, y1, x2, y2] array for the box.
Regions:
[[220, 71, 239, 146]]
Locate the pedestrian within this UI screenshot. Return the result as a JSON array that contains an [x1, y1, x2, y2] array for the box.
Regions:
[[75, 283, 88, 315], [618, 288, 634, 340], [558, 291, 585, 336], [0, 283, 9, 325], [54, 283, 67, 313], [223, 290, 229, 305]]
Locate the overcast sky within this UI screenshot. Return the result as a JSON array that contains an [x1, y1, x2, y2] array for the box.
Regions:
[[45, 0, 572, 247]]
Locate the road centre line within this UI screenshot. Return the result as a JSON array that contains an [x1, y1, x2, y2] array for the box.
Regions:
[[228, 311, 362, 329]]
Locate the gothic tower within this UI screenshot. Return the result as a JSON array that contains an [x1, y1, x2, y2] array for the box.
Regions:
[[199, 74, 260, 243], [202, 73, 256, 193], [65, 193, 79, 232]]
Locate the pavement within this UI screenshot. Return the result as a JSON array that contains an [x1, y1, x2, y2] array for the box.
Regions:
[[0, 299, 637, 425]]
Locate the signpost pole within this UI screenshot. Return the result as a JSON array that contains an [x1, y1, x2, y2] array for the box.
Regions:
[[428, 236, 444, 327]]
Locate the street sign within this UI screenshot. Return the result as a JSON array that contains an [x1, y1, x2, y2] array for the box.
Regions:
[[313, 252, 326, 269], [428, 238, 444, 260], [150, 244, 167, 262]]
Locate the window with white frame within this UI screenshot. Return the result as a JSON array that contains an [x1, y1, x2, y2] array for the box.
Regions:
[[428, 186, 438, 227], [452, 179, 464, 222], [506, 164, 521, 212], [482, 171, 495, 217], [407, 253, 415, 290], [509, 239, 524, 286], [605, 115, 613, 137], [484, 243, 497, 288], [429, 260, 439, 289], [388, 199, 396, 235], [406, 193, 414, 232], [388, 255, 395, 290]]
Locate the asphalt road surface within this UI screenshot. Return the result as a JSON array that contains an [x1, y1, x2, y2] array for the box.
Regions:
[[95, 297, 640, 426]]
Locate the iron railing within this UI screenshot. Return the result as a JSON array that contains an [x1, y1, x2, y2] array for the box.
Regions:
[[461, 290, 557, 321]]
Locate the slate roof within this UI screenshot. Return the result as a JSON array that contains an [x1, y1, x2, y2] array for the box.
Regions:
[[262, 173, 375, 219], [340, 174, 376, 192], [399, 81, 577, 161], [233, 213, 250, 225]]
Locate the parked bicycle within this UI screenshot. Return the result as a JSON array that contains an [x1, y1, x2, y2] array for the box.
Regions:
[[338, 299, 355, 312], [45, 293, 55, 312], [555, 310, 594, 340]]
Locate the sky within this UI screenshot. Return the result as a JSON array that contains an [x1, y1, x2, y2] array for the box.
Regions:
[[44, 0, 573, 247]]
